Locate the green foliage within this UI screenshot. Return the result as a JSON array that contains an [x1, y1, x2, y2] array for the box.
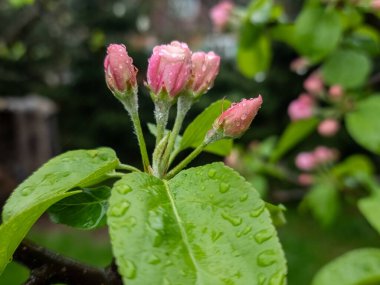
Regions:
[[358, 194, 380, 235], [48, 186, 111, 230], [0, 148, 118, 273], [321, 49, 371, 89], [346, 95, 380, 154], [300, 181, 340, 227], [312, 248, 380, 285], [270, 118, 319, 162], [107, 163, 286, 284], [180, 100, 232, 156], [293, 4, 342, 61], [8, 0, 34, 8]]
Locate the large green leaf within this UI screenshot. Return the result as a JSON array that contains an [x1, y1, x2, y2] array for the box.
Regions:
[[321, 49, 371, 89], [270, 118, 319, 162], [294, 5, 342, 61], [0, 190, 79, 274], [107, 163, 287, 284], [180, 100, 232, 156], [312, 248, 380, 285], [346, 95, 380, 154], [2, 148, 118, 220], [0, 148, 118, 273], [358, 194, 380, 235], [48, 186, 111, 230], [237, 22, 272, 78], [300, 181, 339, 227]]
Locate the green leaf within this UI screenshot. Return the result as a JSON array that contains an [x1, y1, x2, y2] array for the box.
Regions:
[[270, 24, 296, 46], [321, 49, 371, 89], [358, 195, 380, 235], [0, 148, 118, 273], [294, 5, 342, 61], [107, 163, 287, 284], [2, 147, 118, 221], [300, 181, 339, 227], [312, 248, 380, 285], [246, 0, 273, 24], [346, 95, 380, 154], [237, 23, 272, 78], [332, 155, 374, 178], [181, 100, 232, 156], [48, 186, 111, 230], [0, 190, 79, 274], [270, 118, 319, 162], [8, 0, 34, 8]]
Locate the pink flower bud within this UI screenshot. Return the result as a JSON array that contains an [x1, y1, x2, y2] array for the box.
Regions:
[[318, 119, 340, 137], [224, 149, 240, 168], [295, 152, 316, 171], [304, 72, 324, 95], [328, 85, 343, 100], [371, 0, 380, 10], [290, 57, 310, 75], [210, 1, 234, 31], [104, 44, 137, 94], [288, 94, 315, 121], [298, 173, 314, 186], [313, 146, 338, 164], [213, 95, 263, 138], [147, 41, 192, 98], [190, 51, 220, 97]]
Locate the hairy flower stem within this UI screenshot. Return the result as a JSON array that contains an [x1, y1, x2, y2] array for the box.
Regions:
[[161, 95, 193, 173], [154, 100, 171, 146], [122, 94, 151, 172], [118, 163, 141, 172]]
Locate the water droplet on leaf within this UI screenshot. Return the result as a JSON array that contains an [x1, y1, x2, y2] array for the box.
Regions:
[[120, 258, 136, 279], [257, 250, 277, 267], [109, 200, 130, 217], [250, 203, 265, 217], [147, 254, 161, 264], [116, 184, 132, 194], [208, 169, 216, 178], [219, 182, 230, 193], [221, 212, 242, 226], [21, 186, 33, 196], [254, 229, 273, 244], [269, 271, 286, 285], [240, 193, 248, 202]]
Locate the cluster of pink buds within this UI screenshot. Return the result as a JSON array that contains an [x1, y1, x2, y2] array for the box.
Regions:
[[287, 94, 315, 121], [303, 72, 324, 95], [295, 146, 339, 172], [209, 1, 235, 31], [318, 119, 340, 137]]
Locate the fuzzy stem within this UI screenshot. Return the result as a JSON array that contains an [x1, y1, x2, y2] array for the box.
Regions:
[[117, 163, 141, 172], [154, 100, 171, 146], [161, 95, 193, 173], [122, 93, 151, 173]]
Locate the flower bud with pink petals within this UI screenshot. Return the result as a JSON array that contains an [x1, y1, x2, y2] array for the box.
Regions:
[[328, 85, 343, 100], [190, 51, 220, 98], [298, 173, 314, 186], [371, 0, 380, 10], [295, 152, 316, 171], [304, 72, 324, 95], [290, 57, 310, 75], [213, 95, 263, 138], [210, 1, 234, 31], [318, 119, 340, 137], [313, 146, 338, 164], [104, 44, 137, 95], [288, 94, 315, 121], [147, 41, 192, 99]]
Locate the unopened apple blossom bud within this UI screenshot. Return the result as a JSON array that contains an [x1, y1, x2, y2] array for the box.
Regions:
[[213, 95, 263, 138], [224, 149, 240, 168], [288, 94, 315, 121], [328, 85, 343, 100], [190, 51, 220, 98], [104, 44, 137, 95], [313, 146, 338, 164], [210, 1, 234, 31], [295, 152, 316, 171], [147, 41, 192, 99], [290, 57, 310, 75], [371, 0, 380, 10], [298, 173, 314, 186], [318, 119, 340, 137], [304, 72, 324, 95]]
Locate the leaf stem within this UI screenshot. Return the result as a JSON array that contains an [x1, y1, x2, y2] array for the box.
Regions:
[[165, 141, 207, 179], [117, 163, 141, 172]]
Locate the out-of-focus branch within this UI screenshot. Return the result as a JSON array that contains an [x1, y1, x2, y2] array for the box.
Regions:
[[14, 239, 122, 285]]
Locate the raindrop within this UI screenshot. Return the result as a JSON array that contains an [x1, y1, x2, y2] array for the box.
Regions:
[[241, 113, 248, 120], [147, 254, 161, 265], [120, 258, 136, 279], [116, 184, 132, 195], [254, 229, 273, 244], [152, 231, 163, 247], [21, 186, 33, 196], [240, 193, 249, 202], [208, 194, 214, 199], [109, 201, 130, 217], [236, 231, 242, 238], [163, 278, 172, 285], [257, 250, 277, 267], [87, 150, 98, 157], [242, 225, 252, 235], [269, 271, 286, 285], [250, 203, 265, 217], [257, 273, 266, 285], [221, 212, 242, 226], [219, 182, 230, 193], [211, 230, 223, 242], [208, 168, 216, 178]]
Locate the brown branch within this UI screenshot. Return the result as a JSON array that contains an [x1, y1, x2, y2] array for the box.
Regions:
[[14, 239, 122, 285]]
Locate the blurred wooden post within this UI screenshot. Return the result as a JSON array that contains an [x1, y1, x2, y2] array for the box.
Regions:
[[0, 95, 58, 208]]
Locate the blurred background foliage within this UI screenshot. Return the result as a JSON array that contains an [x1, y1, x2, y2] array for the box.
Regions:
[[1, 0, 380, 284]]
